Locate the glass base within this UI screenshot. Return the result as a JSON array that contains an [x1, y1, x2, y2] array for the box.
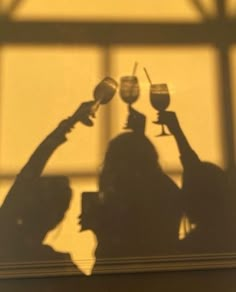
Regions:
[[153, 122, 171, 137], [156, 132, 171, 137]]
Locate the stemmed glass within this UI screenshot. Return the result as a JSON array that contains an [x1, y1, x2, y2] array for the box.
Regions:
[[92, 76, 118, 115], [66, 76, 118, 128], [119, 76, 140, 129], [74, 77, 117, 126], [150, 83, 170, 136]]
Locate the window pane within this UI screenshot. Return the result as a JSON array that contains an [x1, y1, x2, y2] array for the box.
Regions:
[[111, 46, 223, 170], [0, 46, 104, 173], [11, 0, 215, 22]]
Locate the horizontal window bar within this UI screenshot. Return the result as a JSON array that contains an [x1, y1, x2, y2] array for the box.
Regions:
[[0, 20, 236, 45]]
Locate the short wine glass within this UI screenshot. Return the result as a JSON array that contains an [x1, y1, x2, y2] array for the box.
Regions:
[[119, 76, 140, 129], [71, 77, 118, 127], [92, 76, 118, 115], [150, 83, 170, 136]]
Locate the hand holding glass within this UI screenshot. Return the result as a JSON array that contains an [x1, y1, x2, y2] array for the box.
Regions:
[[72, 77, 117, 126]]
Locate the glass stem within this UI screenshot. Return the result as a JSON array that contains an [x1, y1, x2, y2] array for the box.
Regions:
[[161, 124, 167, 135]]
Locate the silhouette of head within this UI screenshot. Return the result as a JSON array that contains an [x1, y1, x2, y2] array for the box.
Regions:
[[21, 176, 72, 239], [185, 162, 227, 226], [99, 132, 161, 194]]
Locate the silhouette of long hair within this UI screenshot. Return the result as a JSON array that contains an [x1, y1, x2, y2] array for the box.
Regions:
[[184, 162, 227, 227], [93, 132, 181, 259], [0, 176, 74, 262], [181, 161, 236, 252], [99, 132, 162, 197], [22, 176, 72, 238]]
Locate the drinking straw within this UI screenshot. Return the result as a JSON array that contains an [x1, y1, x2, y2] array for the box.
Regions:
[[143, 67, 152, 85], [132, 62, 138, 75]]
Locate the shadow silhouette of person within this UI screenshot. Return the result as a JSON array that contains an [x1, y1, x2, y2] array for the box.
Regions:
[[0, 101, 94, 270], [159, 111, 235, 252], [80, 107, 182, 273]]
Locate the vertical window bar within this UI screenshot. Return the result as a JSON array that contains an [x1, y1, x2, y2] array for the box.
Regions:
[[217, 44, 235, 168]]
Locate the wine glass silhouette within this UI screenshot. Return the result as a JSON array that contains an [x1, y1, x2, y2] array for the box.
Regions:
[[75, 77, 117, 126], [66, 77, 118, 127], [92, 76, 118, 115], [119, 76, 140, 129], [150, 83, 170, 136]]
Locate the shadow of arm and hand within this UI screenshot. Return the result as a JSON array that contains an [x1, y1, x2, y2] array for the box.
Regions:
[[126, 106, 146, 135], [160, 111, 235, 253], [18, 100, 95, 180], [0, 101, 94, 270], [158, 111, 200, 168]]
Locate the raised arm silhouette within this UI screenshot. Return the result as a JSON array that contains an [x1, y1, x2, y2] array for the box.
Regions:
[[0, 101, 93, 270], [159, 111, 235, 253]]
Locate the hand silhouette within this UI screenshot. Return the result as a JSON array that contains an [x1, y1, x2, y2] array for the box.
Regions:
[[48, 101, 95, 144], [126, 107, 146, 134], [158, 111, 181, 135], [72, 100, 95, 126]]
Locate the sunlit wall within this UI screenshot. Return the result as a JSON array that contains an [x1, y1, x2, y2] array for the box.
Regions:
[[0, 0, 235, 275]]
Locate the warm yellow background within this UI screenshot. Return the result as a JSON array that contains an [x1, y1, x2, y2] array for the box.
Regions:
[[0, 0, 235, 275]]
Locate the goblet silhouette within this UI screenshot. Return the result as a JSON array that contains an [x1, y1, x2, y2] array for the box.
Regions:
[[92, 76, 118, 115], [150, 83, 170, 136], [72, 77, 118, 126], [119, 76, 140, 129]]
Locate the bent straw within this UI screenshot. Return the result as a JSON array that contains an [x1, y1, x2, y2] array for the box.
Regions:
[[132, 62, 138, 76], [143, 67, 152, 85]]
